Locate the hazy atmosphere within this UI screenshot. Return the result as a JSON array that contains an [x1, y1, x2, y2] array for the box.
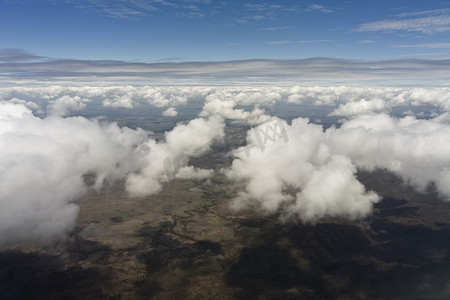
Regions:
[[2, 1, 450, 299]]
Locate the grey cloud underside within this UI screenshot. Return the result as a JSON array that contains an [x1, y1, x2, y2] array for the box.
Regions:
[[2, 58, 450, 85]]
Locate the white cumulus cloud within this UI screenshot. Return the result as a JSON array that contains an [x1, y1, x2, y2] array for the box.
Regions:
[[162, 107, 178, 117], [47, 95, 90, 116], [225, 117, 379, 222], [330, 98, 389, 118], [225, 112, 450, 222], [0, 101, 224, 247], [327, 113, 450, 196], [125, 115, 224, 196]]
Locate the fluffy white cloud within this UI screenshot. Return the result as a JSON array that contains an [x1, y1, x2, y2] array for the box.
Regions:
[[162, 107, 178, 117], [176, 166, 214, 180], [126, 115, 224, 196], [225, 117, 379, 222], [0, 101, 148, 246], [0, 86, 212, 113], [292, 155, 377, 221], [330, 98, 389, 117], [327, 113, 450, 195], [199, 87, 282, 124], [103, 95, 134, 109], [2, 86, 450, 120], [6, 97, 43, 114], [47, 95, 90, 116], [4, 84, 450, 237], [200, 96, 250, 120], [101, 86, 211, 109], [0, 101, 224, 247], [225, 112, 450, 222]]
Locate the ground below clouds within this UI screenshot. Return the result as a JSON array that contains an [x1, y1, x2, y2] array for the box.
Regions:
[[1, 170, 450, 299]]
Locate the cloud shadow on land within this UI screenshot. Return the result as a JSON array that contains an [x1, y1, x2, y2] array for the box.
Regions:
[[226, 209, 450, 299], [0, 246, 108, 299]]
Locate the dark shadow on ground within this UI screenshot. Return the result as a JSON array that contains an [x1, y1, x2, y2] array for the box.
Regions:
[[0, 250, 106, 300], [226, 196, 450, 300]]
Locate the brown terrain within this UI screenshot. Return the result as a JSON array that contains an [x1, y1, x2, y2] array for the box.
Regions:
[[1, 124, 450, 299]]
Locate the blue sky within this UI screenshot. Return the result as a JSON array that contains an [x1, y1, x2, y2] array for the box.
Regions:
[[1, 0, 450, 62]]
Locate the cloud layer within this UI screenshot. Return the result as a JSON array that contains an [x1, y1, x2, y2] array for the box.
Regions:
[[2, 57, 450, 85], [3, 85, 450, 121], [3, 84, 450, 246]]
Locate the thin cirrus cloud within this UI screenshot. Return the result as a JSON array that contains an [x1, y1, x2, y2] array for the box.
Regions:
[[306, 4, 334, 13], [235, 3, 299, 24], [395, 8, 450, 18], [357, 40, 375, 44], [297, 39, 332, 44], [59, 0, 301, 23], [356, 9, 450, 33], [393, 43, 450, 48], [266, 40, 293, 45], [267, 40, 331, 45], [62, 0, 211, 19], [64, 0, 158, 19], [263, 26, 292, 31]]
